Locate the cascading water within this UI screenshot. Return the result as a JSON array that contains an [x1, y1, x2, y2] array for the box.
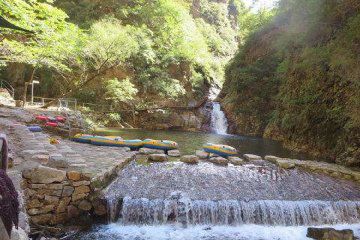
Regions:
[[113, 194, 360, 227], [210, 102, 228, 134]]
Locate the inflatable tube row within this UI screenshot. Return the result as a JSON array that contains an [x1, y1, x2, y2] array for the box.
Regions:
[[203, 143, 237, 158], [142, 139, 178, 151]]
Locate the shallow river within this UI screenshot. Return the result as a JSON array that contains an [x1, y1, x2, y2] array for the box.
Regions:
[[95, 128, 309, 159], [69, 129, 360, 240]]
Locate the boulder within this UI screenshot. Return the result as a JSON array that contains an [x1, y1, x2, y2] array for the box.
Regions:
[[180, 155, 199, 164], [148, 154, 168, 162], [78, 200, 92, 211], [228, 157, 244, 166], [168, 149, 181, 157], [208, 157, 228, 166], [195, 150, 209, 159], [23, 166, 66, 184], [67, 205, 80, 218], [307, 227, 354, 240], [243, 154, 262, 161], [139, 148, 164, 155]]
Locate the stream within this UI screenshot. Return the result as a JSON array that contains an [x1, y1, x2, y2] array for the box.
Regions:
[[69, 105, 360, 239]]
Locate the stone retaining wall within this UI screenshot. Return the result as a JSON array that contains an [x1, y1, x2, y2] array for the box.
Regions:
[[22, 165, 106, 225]]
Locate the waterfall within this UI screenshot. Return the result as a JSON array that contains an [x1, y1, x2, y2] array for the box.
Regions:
[[110, 196, 360, 226], [210, 102, 228, 134]]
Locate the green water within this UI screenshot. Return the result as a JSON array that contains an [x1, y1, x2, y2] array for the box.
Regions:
[[95, 128, 308, 159]]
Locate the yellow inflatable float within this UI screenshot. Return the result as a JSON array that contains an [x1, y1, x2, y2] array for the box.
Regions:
[[90, 136, 143, 150], [142, 139, 178, 151], [203, 143, 237, 158]]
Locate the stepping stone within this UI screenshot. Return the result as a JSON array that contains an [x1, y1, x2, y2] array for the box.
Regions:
[[168, 150, 181, 157], [180, 155, 199, 164], [243, 154, 262, 161], [148, 154, 168, 162], [208, 156, 228, 166], [228, 157, 244, 166]]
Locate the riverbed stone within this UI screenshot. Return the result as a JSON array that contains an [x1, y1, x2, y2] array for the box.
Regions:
[[243, 154, 262, 161], [228, 157, 244, 166], [78, 200, 92, 211], [276, 159, 296, 169], [180, 155, 199, 164], [148, 154, 168, 162], [139, 148, 164, 155], [67, 205, 80, 218], [168, 149, 181, 157], [264, 155, 280, 163], [23, 166, 66, 184], [307, 227, 354, 240], [208, 156, 228, 166], [196, 150, 209, 159]]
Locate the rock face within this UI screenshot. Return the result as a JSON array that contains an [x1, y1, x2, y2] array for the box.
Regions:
[[180, 155, 199, 164], [228, 157, 244, 165], [306, 227, 354, 240], [148, 154, 168, 162], [23, 166, 66, 184], [243, 154, 262, 161], [208, 157, 228, 166]]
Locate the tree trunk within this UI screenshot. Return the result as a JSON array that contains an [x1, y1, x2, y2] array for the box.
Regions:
[[22, 68, 36, 107]]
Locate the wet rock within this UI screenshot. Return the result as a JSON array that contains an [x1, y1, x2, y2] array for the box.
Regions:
[[78, 200, 92, 211], [264, 155, 280, 163], [195, 150, 209, 159], [67, 171, 81, 181], [93, 202, 107, 216], [148, 154, 168, 162], [168, 149, 181, 157], [180, 155, 199, 164], [23, 166, 66, 184], [208, 157, 228, 166], [243, 154, 262, 161], [277, 159, 296, 169], [307, 227, 354, 240], [67, 205, 80, 218], [228, 157, 244, 165], [48, 154, 69, 168], [139, 148, 164, 155]]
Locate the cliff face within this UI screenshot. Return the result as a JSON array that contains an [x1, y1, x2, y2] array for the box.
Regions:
[[220, 0, 360, 166]]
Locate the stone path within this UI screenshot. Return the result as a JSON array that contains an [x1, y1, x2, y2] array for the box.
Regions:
[[0, 106, 136, 238]]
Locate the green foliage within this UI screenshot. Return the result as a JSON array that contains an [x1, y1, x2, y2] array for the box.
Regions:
[[105, 78, 138, 103], [222, 0, 360, 164], [0, 0, 84, 71]]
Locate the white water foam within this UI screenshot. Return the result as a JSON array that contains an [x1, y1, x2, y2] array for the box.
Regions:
[[210, 102, 228, 134], [80, 224, 360, 240]]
